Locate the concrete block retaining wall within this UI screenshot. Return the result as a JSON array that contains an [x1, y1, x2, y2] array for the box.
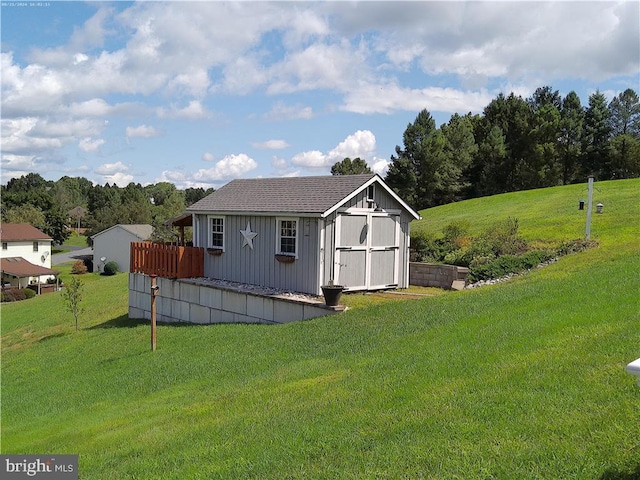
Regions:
[[409, 263, 469, 290], [128, 273, 343, 325]]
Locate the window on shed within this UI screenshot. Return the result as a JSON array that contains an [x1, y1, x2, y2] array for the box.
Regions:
[[367, 184, 375, 202], [208, 216, 225, 250], [2, 242, 7, 250], [277, 218, 298, 256], [33, 242, 39, 252]]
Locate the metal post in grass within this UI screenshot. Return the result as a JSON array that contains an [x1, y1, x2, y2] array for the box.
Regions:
[[585, 176, 594, 240], [150, 274, 159, 352]]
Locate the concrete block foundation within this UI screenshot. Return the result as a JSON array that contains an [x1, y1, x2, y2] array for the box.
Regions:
[[129, 273, 344, 325]]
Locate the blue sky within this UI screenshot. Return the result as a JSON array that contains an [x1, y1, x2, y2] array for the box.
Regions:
[[2, 1, 639, 188]]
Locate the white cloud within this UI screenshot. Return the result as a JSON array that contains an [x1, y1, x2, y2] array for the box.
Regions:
[[327, 130, 376, 163], [271, 157, 288, 169], [291, 130, 379, 170], [1, 153, 37, 172], [125, 125, 160, 139], [157, 100, 209, 120], [95, 161, 129, 176], [252, 140, 290, 150], [78, 137, 105, 153], [103, 171, 134, 187], [193, 153, 258, 182], [342, 83, 493, 115], [263, 102, 314, 121], [268, 41, 368, 95], [370, 158, 390, 176], [291, 150, 326, 169]]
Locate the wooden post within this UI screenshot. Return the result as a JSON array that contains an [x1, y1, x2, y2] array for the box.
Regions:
[[150, 274, 158, 352]]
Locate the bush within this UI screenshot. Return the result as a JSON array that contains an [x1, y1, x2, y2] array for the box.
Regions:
[[71, 260, 88, 274], [23, 288, 36, 299], [103, 261, 119, 276], [555, 239, 598, 256], [468, 250, 555, 283], [410, 230, 446, 263], [1, 289, 26, 302]]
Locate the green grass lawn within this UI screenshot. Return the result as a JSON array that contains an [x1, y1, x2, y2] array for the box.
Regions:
[[2, 179, 639, 479]]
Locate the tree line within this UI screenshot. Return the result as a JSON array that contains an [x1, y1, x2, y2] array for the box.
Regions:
[[3, 86, 638, 243], [383, 87, 640, 210], [0, 173, 213, 245]]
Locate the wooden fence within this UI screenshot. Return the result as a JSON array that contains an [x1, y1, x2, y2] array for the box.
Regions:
[[130, 242, 204, 279]]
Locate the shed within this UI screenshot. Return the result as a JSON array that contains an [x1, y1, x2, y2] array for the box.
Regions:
[[187, 174, 420, 295], [91, 224, 153, 273]]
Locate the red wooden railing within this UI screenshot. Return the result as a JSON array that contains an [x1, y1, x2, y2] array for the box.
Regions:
[[130, 242, 204, 279]]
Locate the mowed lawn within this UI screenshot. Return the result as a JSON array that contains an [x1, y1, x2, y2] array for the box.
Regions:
[[1, 179, 639, 479]]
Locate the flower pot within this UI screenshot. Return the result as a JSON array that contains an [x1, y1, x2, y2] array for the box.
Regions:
[[321, 285, 344, 307]]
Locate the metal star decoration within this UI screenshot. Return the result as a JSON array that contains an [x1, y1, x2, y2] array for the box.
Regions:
[[240, 221, 258, 249]]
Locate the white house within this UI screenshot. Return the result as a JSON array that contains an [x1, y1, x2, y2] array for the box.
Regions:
[[0, 223, 59, 289], [92, 224, 153, 273]]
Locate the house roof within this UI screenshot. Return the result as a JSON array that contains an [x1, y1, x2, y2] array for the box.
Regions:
[[187, 174, 420, 219], [0, 223, 52, 242], [0, 257, 59, 277], [91, 224, 153, 240]]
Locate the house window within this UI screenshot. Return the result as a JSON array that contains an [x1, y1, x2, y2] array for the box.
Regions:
[[33, 242, 39, 252], [2, 242, 7, 250], [208, 216, 225, 250], [367, 184, 375, 202], [277, 218, 298, 256]]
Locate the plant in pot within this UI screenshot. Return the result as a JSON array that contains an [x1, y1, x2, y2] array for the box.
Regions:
[[321, 261, 345, 307]]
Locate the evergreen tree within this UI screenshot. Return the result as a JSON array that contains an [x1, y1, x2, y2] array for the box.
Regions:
[[386, 109, 437, 209], [581, 91, 612, 178], [607, 89, 640, 178], [440, 113, 478, 202], [559, 91, 584, 184]]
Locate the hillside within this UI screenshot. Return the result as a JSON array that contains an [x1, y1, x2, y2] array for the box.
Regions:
[[1, 179, 639, 479], [413, 178, 639, 248]]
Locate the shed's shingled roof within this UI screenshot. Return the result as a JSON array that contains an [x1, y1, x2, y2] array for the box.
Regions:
[[187, 174, 377, 214], [0, 223, 52, 242]]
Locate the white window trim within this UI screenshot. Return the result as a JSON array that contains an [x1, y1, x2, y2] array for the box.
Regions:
[[207, 215, 225, 251], [366, 184, 375, 203], [276, 217, 299, 258]]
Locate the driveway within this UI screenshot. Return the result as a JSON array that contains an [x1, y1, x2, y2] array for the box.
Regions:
[[52, 246, 94, 266]]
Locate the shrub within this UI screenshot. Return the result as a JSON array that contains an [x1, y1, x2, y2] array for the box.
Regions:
[[442, 221, 472, 250], [1, 289, 26, 302], [23, 288, 36, 299], [477, 217, 527, 257], [555, 239, 598, 256], [103, 261, 119, 276], [410, 230, 446, 263], [468, 250, 555, 283], [71, 260, 88, 274]]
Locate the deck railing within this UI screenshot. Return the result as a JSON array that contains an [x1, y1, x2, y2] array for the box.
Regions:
[[130, 242, 204, 279]]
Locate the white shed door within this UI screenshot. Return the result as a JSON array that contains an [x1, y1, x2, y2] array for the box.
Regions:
[[336, 212, 399, 291]]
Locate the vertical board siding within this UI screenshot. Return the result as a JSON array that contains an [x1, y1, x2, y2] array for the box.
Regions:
[[198, 213, 320, 295]]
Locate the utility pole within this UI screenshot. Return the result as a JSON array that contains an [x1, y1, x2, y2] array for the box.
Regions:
[[585, 176, 594, 240]]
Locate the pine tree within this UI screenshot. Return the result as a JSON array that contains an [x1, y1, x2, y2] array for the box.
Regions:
[[581, 91, 612, 179]]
